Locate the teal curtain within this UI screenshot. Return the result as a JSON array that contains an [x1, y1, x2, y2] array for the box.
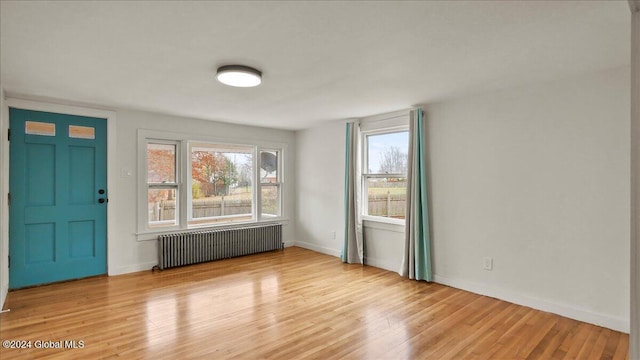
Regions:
[[400, 108, 432, 281], [342, 122, 363, 264]]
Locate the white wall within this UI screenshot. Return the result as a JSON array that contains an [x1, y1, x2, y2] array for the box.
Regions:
[[426, 66, 630, 332], [296, 120, 345, 257], [295, 66, 630, 332], [108, 109, 297, 275]]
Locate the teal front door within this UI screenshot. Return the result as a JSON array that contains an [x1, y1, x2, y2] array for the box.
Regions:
[[9, 108, 107, 289]]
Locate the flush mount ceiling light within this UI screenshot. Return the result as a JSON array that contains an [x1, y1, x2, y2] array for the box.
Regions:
[[216, 65, 262, 87]]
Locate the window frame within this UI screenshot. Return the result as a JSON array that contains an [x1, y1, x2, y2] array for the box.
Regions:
[[361, 125, 409, 225], [258, 148, 283, 219], [187, 141, 256, 226], [137, 129, 287, 237], [144, 139, 181, 231]]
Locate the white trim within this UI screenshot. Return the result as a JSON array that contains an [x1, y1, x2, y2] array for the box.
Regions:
[[282, 240, 295, 248], [433, 274, 630, 333], [0, 87, 7, 310], [137, 128, 288, 150], [4, 97, 118, 276], [136, 218, 291, 241], [109, 261, 158, 276], [363, 218, 405, 232], [359, 109, 410, 132], [295, 241, 341, 258], [630, 8, 640, 359]]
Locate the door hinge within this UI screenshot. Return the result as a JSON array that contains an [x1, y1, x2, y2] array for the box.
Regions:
[[7, 129, 10, 141], [7, 256, 9, 268], [7, 193, 10, 207]]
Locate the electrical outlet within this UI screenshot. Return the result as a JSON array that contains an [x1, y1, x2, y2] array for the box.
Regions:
[[331, 231, 336, 240], [483, 257, 493, 271]]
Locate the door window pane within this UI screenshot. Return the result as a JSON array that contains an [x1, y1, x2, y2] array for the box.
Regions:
[[69, 125, 95, 139], [25, 121, 55, 136], [147, 143, 176, 183]]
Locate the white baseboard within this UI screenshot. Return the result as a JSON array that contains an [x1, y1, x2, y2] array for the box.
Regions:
[[295, 241, 341, 258], [109, 261, 157, 276], [433, 274, 630, 333]]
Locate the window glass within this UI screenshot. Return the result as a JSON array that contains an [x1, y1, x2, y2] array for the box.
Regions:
[[189, 143, 253, 225], [69, 125, 95, 139], [148, 189, 177, 228], [363, 130, 408, 221], [366, 177, 407, 219], [366, 132, 408, 174], [147, 143, 176, 183], [260, 150, 278, 183], [261, 185, 279, 217], [25, 121, 55, 136]]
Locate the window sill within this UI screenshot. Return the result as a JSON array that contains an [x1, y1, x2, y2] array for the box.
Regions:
[[136, 218, 289, 241]]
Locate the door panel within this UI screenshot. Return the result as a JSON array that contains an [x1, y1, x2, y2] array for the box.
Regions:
[[25, 223, 55, 264], [26, 143, 56, 205], [69, 146, 96, 204], [69, 220, 95, 258], [9, 108, 107, 289]]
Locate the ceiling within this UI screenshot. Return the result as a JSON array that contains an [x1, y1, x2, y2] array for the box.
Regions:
[[0, 1, 630, 130]]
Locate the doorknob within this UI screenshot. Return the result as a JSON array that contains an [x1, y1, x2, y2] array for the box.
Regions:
[[98, 198, 106, 204]]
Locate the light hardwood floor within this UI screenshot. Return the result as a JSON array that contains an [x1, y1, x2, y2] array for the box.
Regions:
[[0, 247, 629, 359]]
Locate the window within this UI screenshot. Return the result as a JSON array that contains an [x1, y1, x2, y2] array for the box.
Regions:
[[146, 141, 179, 228], [260, 150, 281, 217], [189, 143, 254, 225], [25, 121, 55, 136], [139, 131, 285, 233], [69, 125, 95, 139], [362, 130, 409, 221]]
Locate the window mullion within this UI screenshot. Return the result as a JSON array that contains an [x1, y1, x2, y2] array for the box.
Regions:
[[178, 140, 188, 229], [255, 146, 261, 221]]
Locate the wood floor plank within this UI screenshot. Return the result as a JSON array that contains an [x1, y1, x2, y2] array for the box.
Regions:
[[0, 247, 629, 359]]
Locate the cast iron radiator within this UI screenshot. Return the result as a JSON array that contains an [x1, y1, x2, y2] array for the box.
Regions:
[[157, 223, 283, 270]]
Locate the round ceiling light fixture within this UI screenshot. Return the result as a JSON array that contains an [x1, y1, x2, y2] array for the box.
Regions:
[[216, 65, 262, 87]]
